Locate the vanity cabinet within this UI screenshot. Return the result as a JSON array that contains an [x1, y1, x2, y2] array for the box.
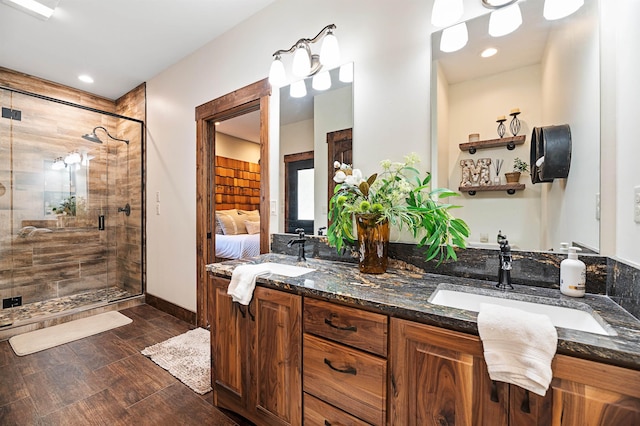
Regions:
[[209, 277, 302, 426], [389, 318, 551, 426], [303, 298, 388, 425]]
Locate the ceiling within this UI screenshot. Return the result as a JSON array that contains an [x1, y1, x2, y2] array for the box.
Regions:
[[0, 0, 277, 100]]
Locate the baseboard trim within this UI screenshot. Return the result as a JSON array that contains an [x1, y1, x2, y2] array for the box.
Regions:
[[145, 293, 196, 326]]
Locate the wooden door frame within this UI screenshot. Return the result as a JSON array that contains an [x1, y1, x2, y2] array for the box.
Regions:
[[283, 150, 314, 233], [195, 79, 271, 328], [327, 128, 353, 209]]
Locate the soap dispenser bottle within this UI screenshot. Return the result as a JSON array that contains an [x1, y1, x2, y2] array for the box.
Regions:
[[560, 247, 586, 297]]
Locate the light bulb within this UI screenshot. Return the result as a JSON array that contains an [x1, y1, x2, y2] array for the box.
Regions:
[[440, 23, 468, 53], [339, 63, 354, 83], [312, 71, 331, 91], [292, 44, 311, 77], [65, 152, 81, 165], [51, 157, 66, 170], [489, 3, 522, 37], [431, 0, 464, 28], [290, 80, 307, 98], [320, 32, 340, 68], [544, 0, 584, 20], [268, 57, 286, 87]]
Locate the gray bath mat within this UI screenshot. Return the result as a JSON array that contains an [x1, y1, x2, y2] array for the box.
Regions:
[[141, 327, 212, 394], [9, 311, 132, 356]]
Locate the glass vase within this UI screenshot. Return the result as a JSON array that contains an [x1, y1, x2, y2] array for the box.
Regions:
[[355, 213, 390, 274]]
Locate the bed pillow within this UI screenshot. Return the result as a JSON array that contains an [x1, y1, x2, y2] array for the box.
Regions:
[[215, 209, 247, 235], [238, 209, 260, 219], [245, 220, 260, 235]]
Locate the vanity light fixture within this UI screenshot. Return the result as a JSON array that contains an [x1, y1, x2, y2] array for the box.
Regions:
[[290, 80, 307, 98], [543, 0, 584, 20], [268, 24, 340, 88], [488, 2, 522, 37], [339, 63, 354, 83], [64, 151, 81, 165], [440, 22, 469, 53], [431, 0, 464, 28], [311, 70, 331, 91], [51, 157, 66, 170]]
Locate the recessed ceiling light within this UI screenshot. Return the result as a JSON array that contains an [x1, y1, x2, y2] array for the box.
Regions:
[[2, 0, 59, 20], [481, 48, 498, 58], [78, 75, 94, 83]]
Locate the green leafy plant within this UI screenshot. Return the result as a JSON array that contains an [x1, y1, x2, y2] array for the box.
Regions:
[[513, 157, 529, 173], [327, 153, 470, 265], [52, 195, 78, 216]]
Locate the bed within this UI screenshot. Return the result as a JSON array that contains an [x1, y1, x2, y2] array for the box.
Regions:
[[215, 233, 260, 260], [214, 208, 261, 260]]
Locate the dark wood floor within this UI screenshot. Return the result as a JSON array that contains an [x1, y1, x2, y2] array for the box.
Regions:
[[0, 304, 249, 425]]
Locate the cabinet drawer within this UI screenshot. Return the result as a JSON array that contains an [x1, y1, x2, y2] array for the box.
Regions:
[[304, 298, 388, 356], [303, 334, 386, 426], [303, 393, 371, 426]]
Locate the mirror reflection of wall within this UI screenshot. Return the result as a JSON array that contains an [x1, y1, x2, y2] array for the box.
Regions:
[[432, 0, 599, 253], [279, 64, 354, 235]]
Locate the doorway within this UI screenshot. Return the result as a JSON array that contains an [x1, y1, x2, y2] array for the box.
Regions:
[[195, 79, 270, 328], [284, 151, 314, 234]]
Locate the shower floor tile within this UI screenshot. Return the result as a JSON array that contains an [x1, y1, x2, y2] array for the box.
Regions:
[[0, 287, 136, 326]]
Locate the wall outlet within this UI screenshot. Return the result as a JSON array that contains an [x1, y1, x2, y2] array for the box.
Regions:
[[635, 186, 640, 224], [2, 296, 22, 309]]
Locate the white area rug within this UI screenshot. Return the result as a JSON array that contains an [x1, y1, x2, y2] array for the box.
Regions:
[[9, 311, 132, 356], [141, 327, 212, 395]]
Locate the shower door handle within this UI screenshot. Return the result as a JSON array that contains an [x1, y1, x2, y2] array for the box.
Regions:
[[98, 215, 105, 231]]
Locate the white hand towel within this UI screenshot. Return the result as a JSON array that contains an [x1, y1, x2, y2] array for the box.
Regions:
[[477, 303, 558, 396], [227, 264, 272, 305]]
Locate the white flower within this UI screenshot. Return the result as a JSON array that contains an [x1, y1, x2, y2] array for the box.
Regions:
[[340, 163, 350, 170], [344, 169, 365, 186], [334, 161, 341, 169], [333, 170, 347, 183]]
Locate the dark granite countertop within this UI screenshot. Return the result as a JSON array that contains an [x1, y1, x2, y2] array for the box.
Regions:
[[206, 253, 640, 371]]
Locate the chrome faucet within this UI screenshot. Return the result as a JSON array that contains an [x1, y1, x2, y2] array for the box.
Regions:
[[497, 232, 514, 290], [287, 228, 307, 262]]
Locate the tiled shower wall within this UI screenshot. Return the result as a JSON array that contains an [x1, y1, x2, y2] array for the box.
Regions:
[[0, 67, 145, 305]]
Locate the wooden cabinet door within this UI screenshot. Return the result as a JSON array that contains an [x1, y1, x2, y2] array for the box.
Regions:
[[210, 277, 247, 413], [389, 318, 502, 426], [249, 286, 302, 426], [550, 355, 640, 425]]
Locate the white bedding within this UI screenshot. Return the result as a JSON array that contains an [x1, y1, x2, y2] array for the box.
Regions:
[[215, 233, 260, 259]]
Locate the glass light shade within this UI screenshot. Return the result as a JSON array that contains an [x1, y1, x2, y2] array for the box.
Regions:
[[489, 3, 522, 37], [339, 63, 354, 83], [51, 158, 66, 170], [431, 0, 464, 28], [312, 71, 331, 91], [64, 152, 81, 164], [5, 0, 55, 18], [268, 58, 286, 87], [320, 33, 340, 68], [440, 23, 468, 53], [290, 80, 307, 98], [292, 44, 311, 77], [543, 0, 584, 20]]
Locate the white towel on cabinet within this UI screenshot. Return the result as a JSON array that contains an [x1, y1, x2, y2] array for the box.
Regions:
[[227, 264, 272, 305], [477, 303, 558, 396]]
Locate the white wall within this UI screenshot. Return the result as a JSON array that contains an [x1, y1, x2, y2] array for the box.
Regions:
[[215, 133, 261, 163], [541, 0, 600, 252], [146, 0, 637, 311], [446, 65, 543, 249], [614, 0, 640, 266], [146, 0, 441, 311]]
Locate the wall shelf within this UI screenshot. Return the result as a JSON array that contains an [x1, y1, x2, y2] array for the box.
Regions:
[[459, 135, 526, 154], [459, 183, 525, 196]]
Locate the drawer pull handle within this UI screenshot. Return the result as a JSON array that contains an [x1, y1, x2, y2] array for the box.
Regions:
[[521, 390, 531, 413], [324, 421, 331, 426], [237, 304, 246, 318], [490, 380, 499, 403], [324, 358, 357, 375], [324, 318, 357, 332]]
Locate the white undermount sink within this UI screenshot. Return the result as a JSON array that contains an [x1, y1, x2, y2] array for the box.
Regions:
[[260, 262, 315, 277], [429, 285, 615, 336]]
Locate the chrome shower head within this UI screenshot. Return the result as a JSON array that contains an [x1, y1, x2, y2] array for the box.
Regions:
[[81, 126, 129, 144]]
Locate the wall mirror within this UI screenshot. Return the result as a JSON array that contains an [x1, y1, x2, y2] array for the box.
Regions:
[[279, 63, 354, 235], [431, 0, 599, 253]]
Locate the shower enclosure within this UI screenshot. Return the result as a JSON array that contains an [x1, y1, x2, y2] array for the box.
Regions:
[[0, 86, 144, 328]]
